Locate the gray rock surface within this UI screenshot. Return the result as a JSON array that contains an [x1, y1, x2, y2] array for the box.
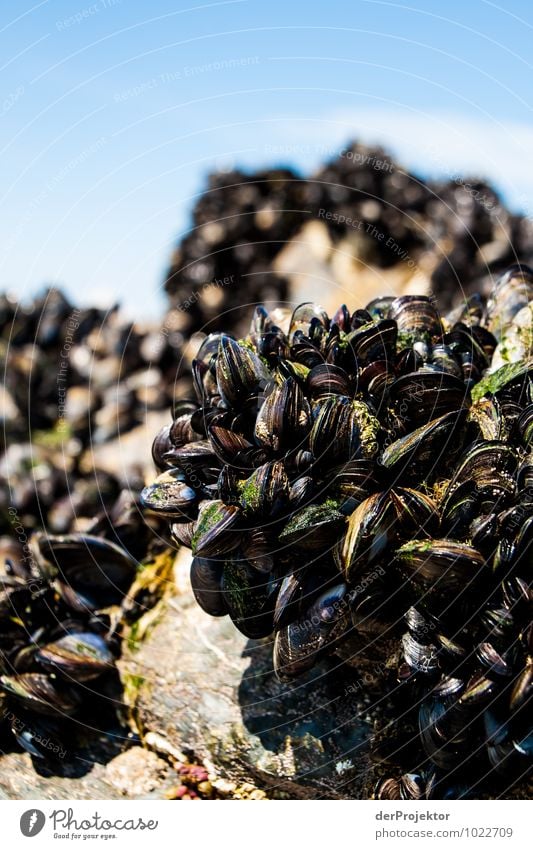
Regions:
[[0, 746, 177, 800], [120, 552, 389, 799]]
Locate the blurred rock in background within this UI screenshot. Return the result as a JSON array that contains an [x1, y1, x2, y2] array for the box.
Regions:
[[165, 142, 533, 323]]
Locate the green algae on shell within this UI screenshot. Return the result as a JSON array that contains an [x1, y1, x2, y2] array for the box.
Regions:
[[239, 460, 289, 516], [279, 501, 345, 549], [471, 358, 533, 402], [191, 500, 241, 557]]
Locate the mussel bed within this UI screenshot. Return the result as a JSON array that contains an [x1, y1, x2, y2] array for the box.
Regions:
[[143, 264, 533, 799]]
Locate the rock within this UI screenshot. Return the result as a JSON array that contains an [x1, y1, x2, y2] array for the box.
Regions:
[[274, 221, 433, 318], [120, 552, 387, 799], [82, 410, 170, 481], [105, 748, 171, 796], [0, 746, 176, 801]]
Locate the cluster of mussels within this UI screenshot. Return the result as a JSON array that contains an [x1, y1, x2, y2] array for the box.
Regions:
[[0, 500, 155, 762], [143, 264, 532, 798], [164, 141, 533, 322]]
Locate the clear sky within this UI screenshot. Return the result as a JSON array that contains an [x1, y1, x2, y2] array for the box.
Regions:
[[2, 0, 533, 317]]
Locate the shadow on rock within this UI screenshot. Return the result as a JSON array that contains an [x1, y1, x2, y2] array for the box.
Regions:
[[237, 638, 376, 798]]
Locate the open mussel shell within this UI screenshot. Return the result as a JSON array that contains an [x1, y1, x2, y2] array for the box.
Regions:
[[191, 500, 241, 557], [31, 533, 137, 612], [36, 632, 115, 682], [273, 583, 349, 681], [190, 556, 227, 617], [0, 673, 80, 716]]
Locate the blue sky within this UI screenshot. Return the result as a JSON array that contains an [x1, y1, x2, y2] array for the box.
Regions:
[[2, 0, 533, 316]]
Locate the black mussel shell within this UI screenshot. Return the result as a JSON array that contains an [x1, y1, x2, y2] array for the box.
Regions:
[[0, 673, 80, 716], [279, 501, 344, 549], [140, 469, 198, 519], [394, 539, 486, 595], [31, 533, 137, 612], [380, 409, 468, 483], [221, 559, 277, 639], [10, 712, 68, 761], [209, 425, 259, 468], [240, 460, 289, 517], [306, 363, 354, 398], [346, 319, 397, 366], [389, 295, 443, 341], [191, 500, 241, 557], [190, 557, 227, 617], [37, 632, 115, 681], [273, 583, 349, 681], [391, 487, 440, 538], [388, 371, 469, 431], [254, 377, 311, 454], [340, 492, 397, 581], [216, 336, 267, 407]]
